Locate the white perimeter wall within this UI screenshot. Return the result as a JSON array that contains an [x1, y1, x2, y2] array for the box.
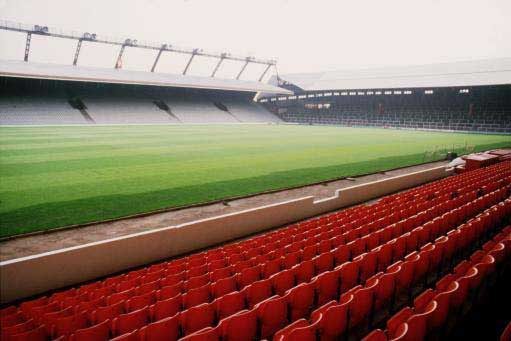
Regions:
[[0, 166, 451, 303]]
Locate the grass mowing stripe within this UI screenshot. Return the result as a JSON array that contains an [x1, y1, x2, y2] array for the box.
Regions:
[[0, 125, 509, 237]]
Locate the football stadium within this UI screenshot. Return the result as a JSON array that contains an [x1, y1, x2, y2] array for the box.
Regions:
[[0, 1, 511, 340]]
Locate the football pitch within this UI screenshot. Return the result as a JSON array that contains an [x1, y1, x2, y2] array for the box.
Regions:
[[1, 124, 509, 237]]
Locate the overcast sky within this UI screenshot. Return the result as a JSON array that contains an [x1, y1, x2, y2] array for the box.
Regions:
[[0, 0, 510, 81]]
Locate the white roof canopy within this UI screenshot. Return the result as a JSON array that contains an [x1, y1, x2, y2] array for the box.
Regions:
[[273, 58, 511, 91], [0, 60, 292, 94]]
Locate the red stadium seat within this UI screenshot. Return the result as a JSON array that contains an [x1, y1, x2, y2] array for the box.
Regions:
[[262, 258, 283, 279], [1, 320, 36, 340], [274, 318, 310, 341], [150, 295, 181, 321], [126, 291, 156, 312], [405, 301, 438, 341], [349, 279, 377, 330], [285, 282, 315, 321], [339, 261, 359, 292], [0, 306, 18, 318], [210, 266, 233, 282], [255, 295, 289, 340], [292, 259, 315, 284], [214, 291, 246, 320], [313, 269, 341, 306], [243, 278, 272, 308], [314, 252, 335, 274], [107, 288, 136, 306], [185, 273, 210, 291], [180, 303, 215, 336], [4, 325, 47, 341], [117, 278, 140, 292], [270, 269, 295, 296], [68, 320, 110, 341], [211, 275, 237, 299], [218, 309, 257, 341], [91, 301, 125, 324], [182, 283, 211, 309], [157, 283, 183, 300], [138, 314, 180, 341], [237, 265, 261, 288], [112, 307, 150, 336], [316, 294, 352, 340], [51, 311, 88, 338]]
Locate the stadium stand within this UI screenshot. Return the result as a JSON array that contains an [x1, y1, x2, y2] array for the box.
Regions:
[[222, 99, 282, 123], [1, 160, 510, 341], [163, 96, 239, 124], [266, 86, 511, 133], [82, 97, 175, 124], [0, 96, 88, 125], [0, 82, 283, 126], [0, 76, 284, 125]]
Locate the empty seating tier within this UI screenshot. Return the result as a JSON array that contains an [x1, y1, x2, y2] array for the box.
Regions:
[[267, 91, 511, 133], [0, 97, 88, 125], [1, 161, 510, 340], [0, 95, 281, 126]]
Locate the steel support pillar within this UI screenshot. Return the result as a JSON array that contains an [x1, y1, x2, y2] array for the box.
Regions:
[[115, 45, 126, 69], [211, 55, 226, 77], [182, 53, 196, 75], [258, 64, 272, 82], [24, 32, 32, 62], [73, 39, 83, 66], [236, 60, 250, 80], [151, 45, 166, 72]]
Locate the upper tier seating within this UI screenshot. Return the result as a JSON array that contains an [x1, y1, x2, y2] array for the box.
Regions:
[[1, 161, 510, 340], [0, 97, 88, 125]]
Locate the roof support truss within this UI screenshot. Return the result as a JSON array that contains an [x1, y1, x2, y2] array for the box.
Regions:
[[1, 21, 277, 82]]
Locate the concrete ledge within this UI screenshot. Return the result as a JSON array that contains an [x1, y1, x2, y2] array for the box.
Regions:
[[0, 165, 451, 303]]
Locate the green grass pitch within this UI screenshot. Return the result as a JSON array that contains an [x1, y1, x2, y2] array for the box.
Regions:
[[0, 124, 509, 237]]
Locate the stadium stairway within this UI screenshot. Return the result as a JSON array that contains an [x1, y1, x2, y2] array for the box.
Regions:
[[0, 161, 510, 341]]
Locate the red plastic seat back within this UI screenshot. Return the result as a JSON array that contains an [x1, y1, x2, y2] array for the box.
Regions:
[[68, 319, 110, 341], [112, 307, 150, 336], [138, 314, 179, 341], [219, 309, 257, 341]]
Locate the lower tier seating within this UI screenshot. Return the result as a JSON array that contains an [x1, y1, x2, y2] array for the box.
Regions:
[[362, 225, 511, 341], [1, 161, 510, 341]]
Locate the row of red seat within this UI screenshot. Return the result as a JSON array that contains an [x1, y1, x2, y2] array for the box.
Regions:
[[130, 194, 511, 340], [363, 226, 511, 340], [170, 183, 511, 337], [1, 161, 510, 341], [272, 199, 511, 341]]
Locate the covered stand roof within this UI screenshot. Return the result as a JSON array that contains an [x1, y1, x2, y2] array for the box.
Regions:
[[0, 60, 292, 94], [270, 58, 511, 92]]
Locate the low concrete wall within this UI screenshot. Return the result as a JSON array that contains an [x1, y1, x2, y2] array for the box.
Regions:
[[0, 165, 451, 304]]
